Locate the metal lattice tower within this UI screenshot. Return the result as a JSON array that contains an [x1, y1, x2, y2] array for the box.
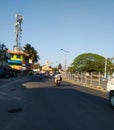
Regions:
[[14, 14, 23, 51]]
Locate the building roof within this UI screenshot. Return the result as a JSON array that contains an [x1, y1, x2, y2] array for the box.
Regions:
[[7, 50, 29, 56]]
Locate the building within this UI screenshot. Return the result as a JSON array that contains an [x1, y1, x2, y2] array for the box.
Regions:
[[42, 60, 52, 72], [7, 50, 30, 71]]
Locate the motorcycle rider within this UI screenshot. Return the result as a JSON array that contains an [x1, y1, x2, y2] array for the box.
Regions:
[[54, 72, 62, 85]]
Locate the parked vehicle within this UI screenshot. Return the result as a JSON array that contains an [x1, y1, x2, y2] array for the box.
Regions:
[[106, 75, 114, 108], [44, 71, 50, 78], [38, 72, 44, 80]]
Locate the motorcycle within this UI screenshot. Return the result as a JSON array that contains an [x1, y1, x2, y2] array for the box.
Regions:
[[54, 73, 62, 86], [55, 79, 61, 86]]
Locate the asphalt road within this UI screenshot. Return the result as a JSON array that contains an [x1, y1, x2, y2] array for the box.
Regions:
[[0, 75, 114, 130]]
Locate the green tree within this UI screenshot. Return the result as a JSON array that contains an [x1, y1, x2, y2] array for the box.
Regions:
[[23, 43, 40, 63], [70, 53, 109, 73], [32, 63, 41, 70], [107, 57, 114, 75], [0, 43, 9, 62]]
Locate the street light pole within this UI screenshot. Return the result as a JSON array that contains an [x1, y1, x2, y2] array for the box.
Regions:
[[61, 49, 69, 71], [104, 58, 107, 79]]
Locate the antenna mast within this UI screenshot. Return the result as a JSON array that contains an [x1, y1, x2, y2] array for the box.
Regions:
[[14, 14, 23, 51]]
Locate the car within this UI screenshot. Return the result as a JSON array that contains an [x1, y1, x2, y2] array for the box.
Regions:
[[106, 76, 114, 108]]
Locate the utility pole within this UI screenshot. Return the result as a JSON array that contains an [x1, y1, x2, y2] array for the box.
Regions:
[[104, 58, 107, 79], [61, 49, 69, 71]]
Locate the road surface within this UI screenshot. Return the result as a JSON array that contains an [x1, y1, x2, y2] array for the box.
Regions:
[[0, 75, 113, 130]]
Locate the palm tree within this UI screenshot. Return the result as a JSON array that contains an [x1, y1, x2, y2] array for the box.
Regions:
[[23, 43, 40, 64]]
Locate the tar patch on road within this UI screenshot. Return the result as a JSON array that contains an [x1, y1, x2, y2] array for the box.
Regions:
[[8, 108, 23, 113], [10, 88, 16, 91]]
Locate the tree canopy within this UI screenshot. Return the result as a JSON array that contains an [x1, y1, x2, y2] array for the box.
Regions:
[[23, 43, 40, 63], [70, 53, 108, 73]]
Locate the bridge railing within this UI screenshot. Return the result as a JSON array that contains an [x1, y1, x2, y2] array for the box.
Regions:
[[62, 72, 107, 91]]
